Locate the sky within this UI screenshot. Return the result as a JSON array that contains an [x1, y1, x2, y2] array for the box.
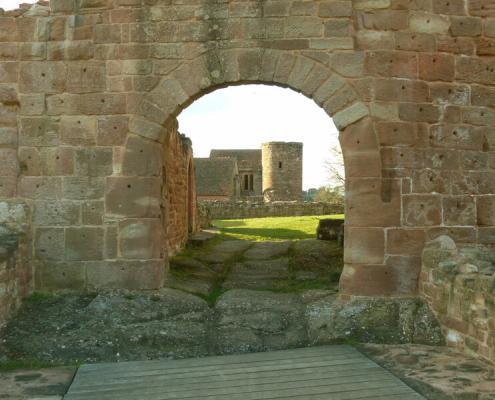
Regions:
[[0, 0, 35, 9], [178, 85, 340, 190]]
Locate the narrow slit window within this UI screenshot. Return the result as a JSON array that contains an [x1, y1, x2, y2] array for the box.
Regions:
[[244, 174, 249, 190], [278, 162, 282, 169], [249, 174, 254, 191]]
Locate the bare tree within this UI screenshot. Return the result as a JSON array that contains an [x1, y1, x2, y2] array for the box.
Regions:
[[324, 145, 345, 187]]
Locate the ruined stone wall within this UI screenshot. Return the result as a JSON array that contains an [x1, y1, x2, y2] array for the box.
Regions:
[[0, 0, 494, 300], [203, 200, 344, 220], [0, 201, 31, 326], [163, 122, 197, 256], [421, 236, 495, 364], [262, 142, 303, 202]]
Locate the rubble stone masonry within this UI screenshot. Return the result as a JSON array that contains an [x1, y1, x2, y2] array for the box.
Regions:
[[0, 0, 494, 311]]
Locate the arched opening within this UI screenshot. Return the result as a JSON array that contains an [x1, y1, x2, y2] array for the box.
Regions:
[[168, 83, 345, 298], [114, 49, 403, 297]]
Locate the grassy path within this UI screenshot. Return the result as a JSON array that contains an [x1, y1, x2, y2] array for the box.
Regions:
[[212, 214, 344, 241]]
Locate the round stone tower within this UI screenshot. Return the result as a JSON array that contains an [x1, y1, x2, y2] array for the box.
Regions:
[[262, 142, 303, 202]]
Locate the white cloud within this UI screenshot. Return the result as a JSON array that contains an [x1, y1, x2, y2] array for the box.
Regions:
[[0, 0, 36, 10], [178, 84, 341, 190]]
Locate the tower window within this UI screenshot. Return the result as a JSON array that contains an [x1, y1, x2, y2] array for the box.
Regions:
[[278, 161, 282, 169], [244, 174, 249, 190]]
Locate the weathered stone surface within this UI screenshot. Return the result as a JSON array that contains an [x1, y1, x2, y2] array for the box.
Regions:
[[421, 237, 495, 364], [214, 289, 307, 354], [223, 258, 290, 290], [244, 241, 291, 260], [306, 296, 444, 345], [0, 288, 444, 364]]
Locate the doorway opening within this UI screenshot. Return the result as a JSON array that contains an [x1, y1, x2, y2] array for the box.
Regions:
[[167, 84, 345, 300]]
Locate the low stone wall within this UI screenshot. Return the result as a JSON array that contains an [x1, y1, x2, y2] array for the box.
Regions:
[[420, 236, 495, 364], [0, 201, 31, 326], [202, 201, 344, 220]]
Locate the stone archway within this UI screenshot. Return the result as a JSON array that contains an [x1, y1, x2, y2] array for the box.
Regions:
[[119, 48, 405, 297]]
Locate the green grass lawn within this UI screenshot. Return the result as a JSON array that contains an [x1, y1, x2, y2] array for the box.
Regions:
[[212, 214, 344, 241]]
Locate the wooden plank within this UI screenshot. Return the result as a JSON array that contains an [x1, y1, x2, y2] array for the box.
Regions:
[[78, 345, 356, 374], [69, 364, 381, 392], [66, 380, 410, 400], [67, 367, 389, 397], [73, 355, 371, 382], [65, 345, 425, 400]]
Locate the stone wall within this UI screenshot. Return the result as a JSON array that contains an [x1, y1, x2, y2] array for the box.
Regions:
[[262, 142, 303, 202], [0, 201, 31, 326], [0, 0, 494, 297], [203, 200, 344, 220], [163, 121, 198, 256], [420, 236, 495, 364]]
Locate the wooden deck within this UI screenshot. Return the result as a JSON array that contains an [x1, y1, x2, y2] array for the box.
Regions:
[[64, 345, 425, 400]]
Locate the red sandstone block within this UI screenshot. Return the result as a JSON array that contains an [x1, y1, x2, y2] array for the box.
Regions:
[[411, 169, 450, 194], [450, 16, 482, 36], [429, 124, 485, 151], [95, 24, 122, 44], [81, 201, 104, 225], [365, 51, 418, 78], [344, 227, 385, 264], [395, 32, 436, 52], [105, 177, 161, 218], [437, 36, 476, 55], [478, 227, 495, 244], [472, 84, 495, 106], [443, 196, 477, 226], [456, 56, 495, 84], [324, 19, 353, 37], [74, 148, 113, 177], [434, 0, 467, 15], [361, 10, 409, 31], [391, 0, 431, 10], [340, 261, 418, 297], [67, 62, 106, 94], [381, 148, 424, 169], [375, 121, 428, 147], [19, 62, 66, 94], [356, 31, 395, 50], [419, 53, 455, 82], [373, 78, 429, 102], [291, 1, 318, 16], [477, 195, 495, 226], [429, 83, 470, 106], [0, 18, 18, 42], [0, 176, 16, 198], [469, 0, 495, 17], [0, 149, 18, 177], [461, 150, 488, 170], [122, 135, 162, 177], [399, 103, 441, 123], [18, 177, 62, 200], [110, 8, 145, 23], [403, 194, 442, 227], [0, 62, 19, 84], [119, 219, 163, 260], [97, 116, 128, 146], [387, 228, 426, 256], [462, 106, 495, 126], [319, 1, 352, 17], [346, 178, 401, 227], [476, 38, 495, 57], [66, 227, 104, 261], [86, 260, 164, 290]]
